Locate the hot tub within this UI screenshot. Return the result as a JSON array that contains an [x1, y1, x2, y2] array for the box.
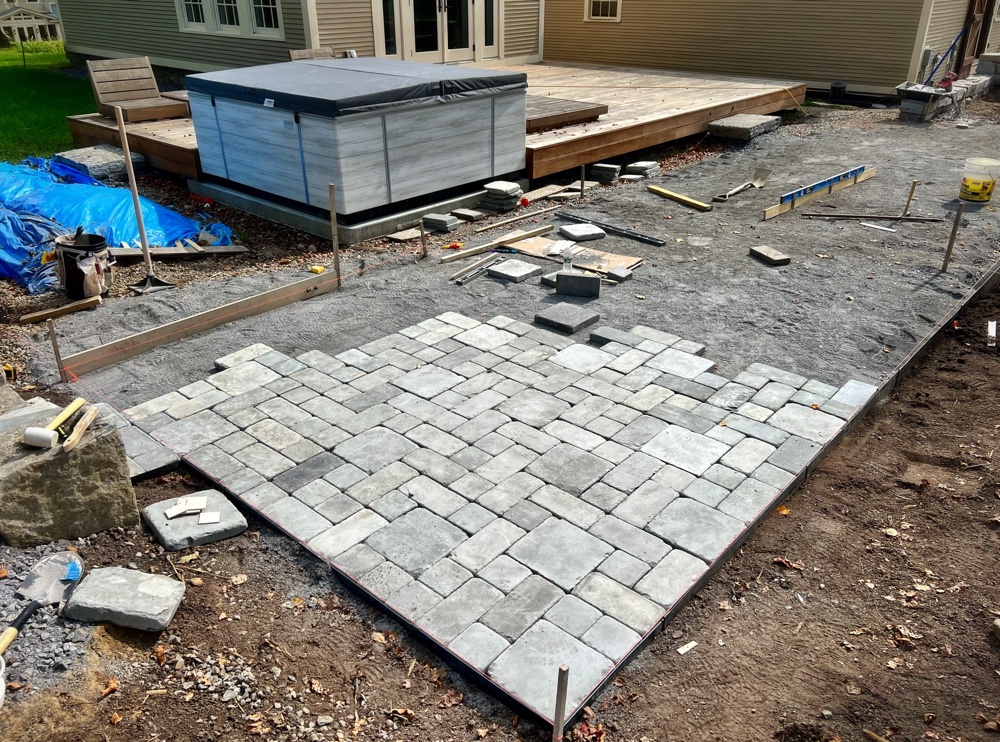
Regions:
[[186, 59, 527, 217]]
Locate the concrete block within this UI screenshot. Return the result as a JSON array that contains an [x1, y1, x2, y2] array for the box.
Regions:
[[642, 426, 730, 476], [749, 245, 791, 266], [481, 575, 564, 641], [450, 623, 510, 670], [487, 259, 544, 283], [53, 144, 144, 180], [718, 477, 780, 523], [416, 578, 503, 642], [550, 344, 613, 374], [272, 452, 344, 493], [708, 113, 780, 141], [400, 476, 467, 517], [386, 580, 441, 619], [360, 561, 413, 597], [526, 443, 614, 495], [452, 208, 485, 222], [559, 224, 606, 241], [556, 271, 601, 298], [634, 549, 706, 608], [606, 266, 633, 282], [767, 404, 844, 444], [452, 518, 526, 571], [419, 557, 473, 596], [611, 480, 678, 528], [582, 615, 642, 661], [479, 555, 532, 592], [590, 514, 670, 564], [66, 567, 185, 631], [508, 518, 613, 591], [596, 549, 651, 588], [573, 572, 663, 633], [366, 508, 466, 575], [530, 484, 604, 527], [647, 497, 744, 562], [332, 543, 385, 577], [454, 324, 517, 352], [544, 595, 602, 638], [723, 414, 791, 447], [334, 428, 419, 474], [535, 302, 601, 334], [307, 509, 388, 561], [142, 489, 247, 550], [682, 477, 729, 507]]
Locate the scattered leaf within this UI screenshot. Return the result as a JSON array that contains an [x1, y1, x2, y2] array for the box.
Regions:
[[372, 632, 386, 644], [882, 527, 900, 538], [914, 583, 933, 592], [776, 505, 791, 516], [310, 678, 326, 695], [101, 676, 119, 697], [387, 708, 415, 722], [5, 681, 23, 692], [635, 294, 646, 300], [177, 552, 200, 564], [718, 599, 733, 611], [476, 728, 489, 739], [152, 645, 167, 667], [0, 567, 8, 579], [773, 557, 805, 571], [231, 574, 248, 585], [439, 690, 464, 708], [923, 732, 940, 740], [846, 684, 862, 695], [189, 577, 204, 586], [110, 711, 123, 726]]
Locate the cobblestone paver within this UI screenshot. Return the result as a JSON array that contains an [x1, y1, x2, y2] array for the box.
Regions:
[[131, 312, 875, 724]]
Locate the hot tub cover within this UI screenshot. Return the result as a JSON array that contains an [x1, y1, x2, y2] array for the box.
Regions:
[[186, 58, 528, 118]]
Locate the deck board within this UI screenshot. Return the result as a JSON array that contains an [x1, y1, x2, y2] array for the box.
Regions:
[[67, 113, 201, 179], [525, 96, 608, 133], [503, 62, 806, 178]]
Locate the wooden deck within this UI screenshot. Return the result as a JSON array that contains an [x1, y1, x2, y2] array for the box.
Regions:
[[525, 96, 608, 133], [505, 63, 806, 178], [67, 113, 201, 179]]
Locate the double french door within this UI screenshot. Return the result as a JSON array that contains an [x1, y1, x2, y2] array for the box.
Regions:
[[380, 0, 499, 63]]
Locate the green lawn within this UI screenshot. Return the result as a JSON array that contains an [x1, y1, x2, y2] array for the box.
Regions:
[[0, 42, 96, 163]]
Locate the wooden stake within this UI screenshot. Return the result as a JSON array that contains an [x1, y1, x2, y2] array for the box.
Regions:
[[942, 202, 965, 273], [579, 165, 585, 202], [47, 319, 68, 383], [328, 184, 341, 288], [419, 218, 428, 259], [551, 665, 569, 742], [474, 204, 563, 233], [903, 179, 922, 216]]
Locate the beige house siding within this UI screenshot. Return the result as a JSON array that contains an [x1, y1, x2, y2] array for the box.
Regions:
[[923, 0, 969, 57], [987, 9, 1000, 51], [60, 0, 306, 71], [315, 0, 374, 56], [543, 0, 926, 92], [505, 0, 540, 57]]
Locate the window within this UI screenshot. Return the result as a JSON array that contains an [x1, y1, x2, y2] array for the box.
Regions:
[[252, 0, 280, 30], [586, 0, 620, 21], [381, 0, 397, 55], [174, 0, 283, 38]]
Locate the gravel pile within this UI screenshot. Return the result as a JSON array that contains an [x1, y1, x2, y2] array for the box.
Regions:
[[0, 537, 95, 695]]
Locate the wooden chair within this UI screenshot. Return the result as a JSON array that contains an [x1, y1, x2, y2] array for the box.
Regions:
[[86, 57, 189, 123], [289, 47, 336, 61]]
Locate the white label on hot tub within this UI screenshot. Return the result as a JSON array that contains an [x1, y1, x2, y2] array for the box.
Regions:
[[263, 98, 275, 108]]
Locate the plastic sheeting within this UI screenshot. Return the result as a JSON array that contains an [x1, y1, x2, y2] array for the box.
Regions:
[[0, 160, 233, 293]]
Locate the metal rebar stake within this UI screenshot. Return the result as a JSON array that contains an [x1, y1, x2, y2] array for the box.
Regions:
[[942, 202, 965, 273], [551, 664, 569, 742], [579, 165, 585, 202]]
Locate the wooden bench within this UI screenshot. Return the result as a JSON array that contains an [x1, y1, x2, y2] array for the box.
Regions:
[[86, 57, 189, 123], [289, 47, 336, 60]]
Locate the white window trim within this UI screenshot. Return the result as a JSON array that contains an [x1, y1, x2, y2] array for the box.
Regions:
[[174, 0, 285, 40], [583, 0, 621, 22]]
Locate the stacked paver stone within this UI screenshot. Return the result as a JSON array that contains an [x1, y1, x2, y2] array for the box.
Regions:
[[123, 313, 877, 722]]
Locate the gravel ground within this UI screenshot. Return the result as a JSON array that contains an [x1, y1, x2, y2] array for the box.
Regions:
[[15, 103, 1000, 413]]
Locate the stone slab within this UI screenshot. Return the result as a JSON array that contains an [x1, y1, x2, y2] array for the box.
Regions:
[[556, 271, 601, 298], [449, 623, 509, 670], [367, 508, 466, 575], [65, 567, 185, 632], [534, 303, 601, 334], [508, 518, 613, 591], [708, 113, 780, 140], [488, 259, 544, 283], [647, 498, 744, 562], [142, 489, 247, 550], [749, 245, 790, 266], [634, 549, 707, 609], [642, 426, 730, 476]]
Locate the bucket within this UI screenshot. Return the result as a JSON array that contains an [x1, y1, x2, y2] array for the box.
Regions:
[[54, 232, 114, 301], [959, 157, 1000, 202]]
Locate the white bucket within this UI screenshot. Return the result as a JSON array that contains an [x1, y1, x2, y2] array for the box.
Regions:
[[959, 157, 1000, 202]]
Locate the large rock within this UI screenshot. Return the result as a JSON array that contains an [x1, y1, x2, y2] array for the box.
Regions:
[[53, 144, 144, 180], [65, 567, 185, 631], [0, 413, 140, 547]]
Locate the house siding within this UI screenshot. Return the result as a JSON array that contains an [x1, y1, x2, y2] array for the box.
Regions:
[[315, 0, 374, 56], [59, 0, 305, 71], [542, 0, 925, 92], [504, 0, 539, 57], [923, 0, 970, 58], [987, 9, 1000, 50]]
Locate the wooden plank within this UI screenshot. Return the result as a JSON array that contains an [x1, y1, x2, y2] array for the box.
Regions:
[[67, 115, 202, 178], [439, 225, 554, 263], [474, 204, 563, 233], [647, 185, 714, 211], [763, 169, 877, 220], [512, 234, 644, 275], [525, 96, 609, 132], [60, 271, 343, 379], [20, 296, 102, 325], [110, 245, 248, 258]]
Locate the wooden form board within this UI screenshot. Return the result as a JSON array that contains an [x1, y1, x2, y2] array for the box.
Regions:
[[110, 245, 248, 259], [762, 169, 877, 220], [58, 271, 340, 379], [506, 232, 644, 275], [67, 114, 201, 179], [501, 62, 806, 178], [525, 96, 609, 133]]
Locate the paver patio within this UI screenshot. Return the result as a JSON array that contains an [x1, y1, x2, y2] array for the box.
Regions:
[[120, 312, 876, 723]]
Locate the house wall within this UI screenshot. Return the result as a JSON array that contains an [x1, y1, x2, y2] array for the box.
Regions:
[[504, 0, 540, 58], [542, 0, 928, 93], [987, 8, 1000, 51], [923, 0, 970, 60], [59, 0, 306, 72], [315, 0, 374, 56]]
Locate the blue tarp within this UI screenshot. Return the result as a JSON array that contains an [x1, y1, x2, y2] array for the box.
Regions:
[[0, 160, 233, 294]]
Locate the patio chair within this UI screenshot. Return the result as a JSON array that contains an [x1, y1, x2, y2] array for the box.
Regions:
[[289, 47, 336, 60], [86, 57, 189, 124]]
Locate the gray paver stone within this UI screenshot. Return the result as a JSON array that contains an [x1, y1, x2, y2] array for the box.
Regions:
[[452, 518, 526, 571], [332, 543, 385, 577], [448, 502, 496, 533], [534, 302, 601, 334], [316, 492, 366, 522], [154, 410, 237, 455], [707, 383, 756, 411], [185, 445, 243, 480], [829, 379, 878, 408], [232, 443, 296, 479], [324, 463, 368, 490], [449, 623, 509, 671], [450, 471, 494, 499], [550, 345, 612, 374], [752, 462, 795, 490], [400, 476, 467, 517], [369, 490, 417, 520], [526, 443, 613, 495], [590, 327, 644, 347], [65, 567, 185, 632], [647, 497, 744, 562], [478, 555, 532, 592], [573, 573, 663, 633], [476, 445, 537, 484], [497, 390, 570, 427], [237, 482, 284, 509], [142, 490, 247, 550], [590, 514, 670, 564], [752, 382, 797, 410], [496, 421, 559, 454], [766, 435, 821, 473], [454, 325, 517, 351], [507, 518, 613, 591], [602, 452, 665, 493], [481, 575, 564, 641], [544, 595, 602, 638], [720, 438, 776, 475], [634, 549, 707, 608], [642, 426, 731, 475], [597, 550, 652, 587], [745, 363, 807, 389], [530, 485, 603, 528], [582, 616, 642, 661], [308, 510, 388, 561], [360, 561, 413, 598], [214, 343, 274, 370], [273, 452, 344, 493], [718, 477, 781, 523], [646, 349, 715, 379], [367, 508, 466, 575], [503, 499, 551, 529], [488, 258, 544, 282], [262, 496, 332, 542], [647, 402, 715, 434], [334, 428, 418, 474], [611, 480, 678, 528], [392, 365, 464, 399], [386, 580, 442, 620], [682, 478, 729, 507], [246, 419, 303, 450], [207, 361, 280, 396], [611, 415, 667, 448], [417, 578, 504, 643], [767, 404, 844, 444], [723, 414, 790, 446], [419, 558, 473, 596], [487, 621, 613, 721], [581, 483, 627, 512]]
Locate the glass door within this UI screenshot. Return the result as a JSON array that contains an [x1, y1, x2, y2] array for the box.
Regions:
[[477, 0, 499, 60], [443, 0, 474, 62], [409, 0, 443, 62]]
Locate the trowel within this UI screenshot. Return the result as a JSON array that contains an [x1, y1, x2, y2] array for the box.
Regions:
[[713, 167, 772, 202], [0, 552, 84, 655]]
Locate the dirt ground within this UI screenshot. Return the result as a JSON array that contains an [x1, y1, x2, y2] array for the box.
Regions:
[[2, 277, 999, 742]]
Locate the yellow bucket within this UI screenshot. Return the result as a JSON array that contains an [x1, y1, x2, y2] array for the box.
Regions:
[[960, 157, 1000, 202]]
